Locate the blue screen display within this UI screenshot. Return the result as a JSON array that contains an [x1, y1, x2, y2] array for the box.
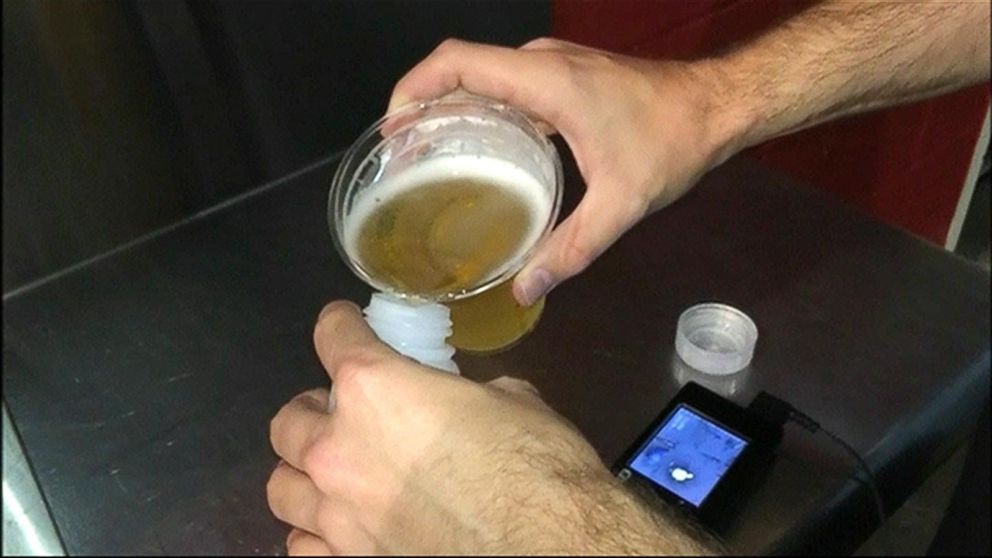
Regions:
[[629, 405, 748, 507]]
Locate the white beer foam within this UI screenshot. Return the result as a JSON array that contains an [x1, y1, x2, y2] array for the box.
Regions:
[[343, 155, 554, 279]]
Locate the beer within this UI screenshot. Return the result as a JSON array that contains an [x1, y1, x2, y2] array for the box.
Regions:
[[445, 279, 546, 353], [344, 155, 553, 352]]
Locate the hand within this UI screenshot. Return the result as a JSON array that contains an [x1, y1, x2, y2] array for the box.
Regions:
[[267, 301, 717, 555], [389, 38, 741, 307]]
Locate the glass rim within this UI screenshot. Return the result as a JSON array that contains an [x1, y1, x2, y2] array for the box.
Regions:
[[328, 93, 564, 302]]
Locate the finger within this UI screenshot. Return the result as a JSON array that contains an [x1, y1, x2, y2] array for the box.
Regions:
[[287, 528, 335, 556], [512, 188, 646, 306], [271, 389, 330, 470], [383, 92, 557, 139], [316, 504, 379, 555], [379, 99, 427, 138], [313, 301, 390, 384], [388, 38, 569, 129], [267, 462, 322, 535], [488, 376, 541, 398]]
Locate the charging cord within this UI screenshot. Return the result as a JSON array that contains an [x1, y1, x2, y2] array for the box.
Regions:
[[785, 407, 888, 529], [749, 392, 889, 538]]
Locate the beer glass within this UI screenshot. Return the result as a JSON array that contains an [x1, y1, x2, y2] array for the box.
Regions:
[[329, 93, 563, 353]]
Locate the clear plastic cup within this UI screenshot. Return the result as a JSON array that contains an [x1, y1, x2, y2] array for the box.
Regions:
[[329, 92, 563, 353]]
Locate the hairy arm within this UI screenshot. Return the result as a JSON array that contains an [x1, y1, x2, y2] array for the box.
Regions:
[[479, 425, 723, 555], [550, 470, 723, 555], [388, 2, 989, 306], [708, 0, 991, 153]]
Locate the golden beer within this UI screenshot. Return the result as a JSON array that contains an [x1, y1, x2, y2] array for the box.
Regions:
[[345, 156, 551, 353], [445, 280, 545, 353]]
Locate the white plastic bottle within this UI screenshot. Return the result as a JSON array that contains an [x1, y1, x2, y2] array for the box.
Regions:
[[329, 293, 459, 411], [362, 293, 460, 374]]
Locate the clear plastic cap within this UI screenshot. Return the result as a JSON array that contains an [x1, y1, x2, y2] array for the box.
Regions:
[[675, 303, 757, 376]]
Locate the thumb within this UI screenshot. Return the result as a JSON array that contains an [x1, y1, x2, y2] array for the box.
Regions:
[[313, 300, 392, 384], [512, 188, 645, 306]]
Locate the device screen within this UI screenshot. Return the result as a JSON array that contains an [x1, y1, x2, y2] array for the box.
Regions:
[[628, 404, 749, 507]]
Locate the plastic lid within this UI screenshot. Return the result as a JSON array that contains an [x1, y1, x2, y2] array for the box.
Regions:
[[675, 303, 757, 376]]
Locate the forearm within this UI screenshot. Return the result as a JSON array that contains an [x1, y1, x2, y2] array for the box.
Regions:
[[700, 0, 991, 154]]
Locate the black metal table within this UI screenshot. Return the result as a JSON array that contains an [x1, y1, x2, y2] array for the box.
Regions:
[[3, 152, 989, 555]]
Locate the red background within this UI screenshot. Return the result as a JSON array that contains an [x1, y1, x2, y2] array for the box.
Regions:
[[552, 0, 990, 245]]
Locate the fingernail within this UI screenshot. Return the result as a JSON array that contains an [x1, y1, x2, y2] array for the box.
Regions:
[[387, 94, 410, 114], [514, 268, 554, 307]]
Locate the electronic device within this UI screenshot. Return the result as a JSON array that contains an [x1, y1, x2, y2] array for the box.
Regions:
[[613, 382, 783, 530]]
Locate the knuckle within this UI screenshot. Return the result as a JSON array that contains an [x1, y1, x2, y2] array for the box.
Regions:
[[524, 36, 559, 49], [561, 234, 597, 273], [557, 56, 589, 92], [300, 437, 353, 496], [300, 437, 335, 479], [557, 50, 612, 86], [435, 37, 464, 55], [333, 351, 388, 397], [334, 355, 368, 384], [492, 376, 540, 396], [585, 50, 615, 68], [515, 378, 540, 395]]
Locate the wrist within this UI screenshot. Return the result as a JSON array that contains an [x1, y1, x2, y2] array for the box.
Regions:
[[686, 55, 766, 163], [537, 468, 664, 554]]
